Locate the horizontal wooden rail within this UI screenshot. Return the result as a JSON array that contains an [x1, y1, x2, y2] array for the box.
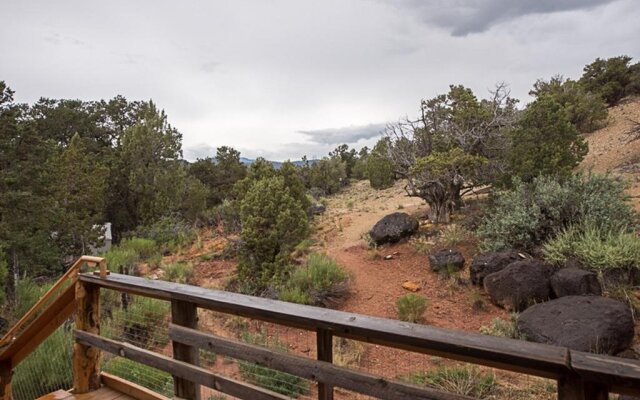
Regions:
[[169, 324, 471, 400], [75, 330, 289, 400], [79, 273, 640, 396], [80, 273, 569, 377]]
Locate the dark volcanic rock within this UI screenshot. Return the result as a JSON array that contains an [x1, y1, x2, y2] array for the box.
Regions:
[[310, 202, 326, 215], [469, 250, 525, 285], [483, 259, 554, 312], [428, 249, 465, 273], [368, 212, 419, 245], [550, 268, 602, 298], [517, 296, 634, 355]]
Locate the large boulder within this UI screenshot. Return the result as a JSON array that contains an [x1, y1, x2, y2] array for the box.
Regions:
[[517, 296, 634, 355], [550, 268, 602, 298], [368, 212, 419, 245], [429, 249, 465, 273], [483, 259, 554, 312], [469, 250, 526, 285]]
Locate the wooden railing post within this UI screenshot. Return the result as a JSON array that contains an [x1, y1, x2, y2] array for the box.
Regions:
[[316, 328, 333, 400], [0, 360, 11, 400], [73, 281, 101, 393], [171, 300, 201, 400], [558, 375, 608, 400]]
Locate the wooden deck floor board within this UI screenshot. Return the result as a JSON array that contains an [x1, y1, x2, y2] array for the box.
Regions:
[[37, 388, 135, 400]]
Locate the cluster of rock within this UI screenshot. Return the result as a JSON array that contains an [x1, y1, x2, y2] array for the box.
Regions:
[[471, 250, 633, 355], [367, 212, 635, 357]]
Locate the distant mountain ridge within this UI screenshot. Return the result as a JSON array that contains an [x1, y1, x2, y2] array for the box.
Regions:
[[239, 157, 315, 169]]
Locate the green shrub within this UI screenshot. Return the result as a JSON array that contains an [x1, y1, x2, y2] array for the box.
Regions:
[[366, 138, 395, 189], [239, 331, 309, 398], [162, 262, 194, 284], [103, 357, 173, 396], [280, 253, 350, 307], [104, 247, 139, 273], [237, 176, 309, 293], [478, 174, 638, 252], [119, 237, 159, 260], [108, 296, 170, 349], [12, 327, 73, 400], [134, 215, 197, 252], [12, 279, 50, 320], [396, 293, 428, 323], [401, 366, 496, 398], [440, 224, 470, 247], [543, 223, 640, 273], [479, 314, 521, 339]]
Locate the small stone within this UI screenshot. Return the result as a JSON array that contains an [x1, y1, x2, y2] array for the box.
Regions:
[[402, 280, 421, 292], [384, 255, 394, 260]]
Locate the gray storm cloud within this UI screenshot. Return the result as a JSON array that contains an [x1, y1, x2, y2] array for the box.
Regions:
[[395, 0, 618, 36], [297, 123, 387, 145]]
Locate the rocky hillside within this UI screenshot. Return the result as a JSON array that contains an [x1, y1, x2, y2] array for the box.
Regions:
[[579, 96, 640, 211]]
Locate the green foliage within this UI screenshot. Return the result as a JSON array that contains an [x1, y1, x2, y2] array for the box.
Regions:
[[103, 357, 173, 397], [134, 215, 197, 252], [329, 144, 358, 178], [307, 157, 347, 195], [529, 76, 608, 133], [366, 138, 395, 189], [509, 95, 588, 182], [119, 237, 159, 260], [280, 253, 350, 307], [479, 314, 521, 339], [104, 247, 139, 274], [0, 250, 6, 306], [279, 161, 311, 214], [439, 224, 470, 247], [579, 55, 640, 106], [238, 177, 309, 293], [13, 278, 50, 321], [162, 261, 194, 284], [396, 293, 428, 323], [478, 174, 637, 251], [108, 296, 170, 349], [401, 366, 496, 398], [411, 147, 487, 223], [543, 223, 640, 272], [12, 327, 73, 400], [189, 146, 247, 207], [239, 330, 309, 398]]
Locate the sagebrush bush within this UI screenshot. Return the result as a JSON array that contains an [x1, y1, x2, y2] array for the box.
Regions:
[[119, 237, 159, 260], [280, 253, 350, 307], [103, 357, 173, 396], [479, 314, 521, 339], [401, 366, 496, 398], [440, 224, 470, 247], [104, 247, 139, 273], [239, 331, 309, 398], [396, 293, 428, 323], [543, 223, 640, 272], [478, 173, 637, 251], [162, 262, 194, 284]]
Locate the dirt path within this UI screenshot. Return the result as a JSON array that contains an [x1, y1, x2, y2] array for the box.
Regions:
[[313, 180, 507, 331]]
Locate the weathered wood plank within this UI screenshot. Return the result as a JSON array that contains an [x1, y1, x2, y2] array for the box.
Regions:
[[169, 324, 472, 400], [101, 372, 170, 400], [557, 374, 608, 400], [317, 328, 334, 400], [0, 281, 76, 365], [570, 351, 640, 396], [75, 330, 289, 400], [80, 273, 569, 379], [73, 281, 101, 393], [0, 360, 11, 400], [171, 300, 200, 400]]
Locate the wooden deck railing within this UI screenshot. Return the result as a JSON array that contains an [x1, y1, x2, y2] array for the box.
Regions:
[[2, 255, 640, 399], [0, 255, 107, 399]]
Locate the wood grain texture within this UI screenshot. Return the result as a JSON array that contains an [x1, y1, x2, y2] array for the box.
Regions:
[[170, 300, 200, 400], [316, 328, 334, 400], [75, 330, 289, 400], [73, 281, 101, 393], [101, 372, 170, 400], [169, 324, 471, 400]]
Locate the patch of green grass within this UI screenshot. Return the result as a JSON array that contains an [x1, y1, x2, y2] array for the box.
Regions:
[[239, 331, 309, 398], [162, 262, 194, 284], [401, 366, 496, 399], [280, 253, 350, 307], [479, 314, 521, 339], [396, 293, 428, 323], [103, 357, 173, 397]]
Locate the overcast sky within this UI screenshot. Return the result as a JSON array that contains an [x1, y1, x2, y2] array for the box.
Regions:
[[1, 0, 639, 161]]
